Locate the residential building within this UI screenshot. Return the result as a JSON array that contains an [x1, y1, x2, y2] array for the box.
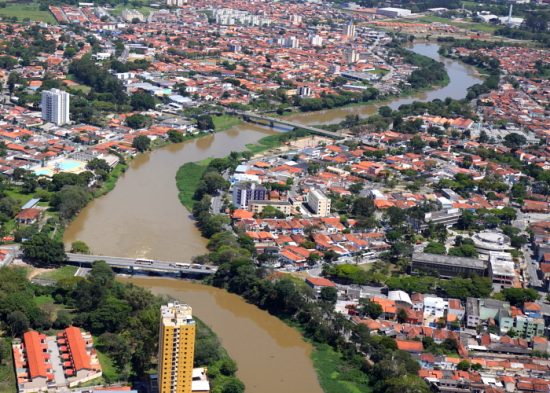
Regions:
[[12, 331, 53, 393], [514, 315, 545, 339], [489, 252, 516, 289], [411, 253, 487, 278], [166, 0, 186, 6], [158, 302, 196, 393], [344, 22, 356, 39], [307, 188, 331, 217], [249, 200, 293, 216], [305, 277, 336, 296], [232, 182, 267, 209], [57, 326, 102, 387], [423, 296, 448, 320], [41, 89, 70, 126]]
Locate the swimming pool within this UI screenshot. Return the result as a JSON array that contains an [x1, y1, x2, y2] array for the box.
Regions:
[[57, 159, 84, 171]]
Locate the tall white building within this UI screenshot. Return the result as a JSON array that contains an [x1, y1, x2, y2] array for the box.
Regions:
[[344, 22, 356, 39], [166, 0, 186, 6], [41, 89, 70, 126], [310, 34, 323, 47], [307, 188, 331, 217]]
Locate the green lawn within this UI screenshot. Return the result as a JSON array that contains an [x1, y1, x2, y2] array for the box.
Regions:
[[417, 15, 498, 33], [109, 4, 154, 17], [0, 339, 16, 393], [245, 133, 286, 155], [34, 294, 54, 306], [0, 2, 57, 24], [34, 265, 78, 282], [312, 344, 371, 393], [96, 350, 121, 383], [175, 158, 213, 211], [212, 115, 242, 131]]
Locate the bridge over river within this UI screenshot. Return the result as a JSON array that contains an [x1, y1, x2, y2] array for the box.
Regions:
[[227, 110, 344, 139], [66, 253, 217, 275]]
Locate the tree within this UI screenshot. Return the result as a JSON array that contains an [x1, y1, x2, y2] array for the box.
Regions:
[[220, 358, 238, 376], [86, 158, 111, 172], [503, 133, 527, 149], [396, 308, 408, 323], [126, 114, 151, 129], [22, 233, 67, 267], [351, 197, 375, 217], [167, 130, 184, 143], [132, 135, 151, 152], [222, 380, 245, 393], [500, 288, 539, 306], [424, 242, 446, 255], [457, 360, 471, 371], [197, 115, 215, 131], [7, 311, 29, 336], [320, 287, 337, 304], [50, 185, 91, 220], [71, 240, 90, 254], [361, 299, 383, 319], [130, 92, 155, 111]]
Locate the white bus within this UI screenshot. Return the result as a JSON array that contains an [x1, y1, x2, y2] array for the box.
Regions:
[[136, 258, 154, 265]]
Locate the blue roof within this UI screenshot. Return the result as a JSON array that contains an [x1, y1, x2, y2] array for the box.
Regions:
[[21, 198, 40, 210]]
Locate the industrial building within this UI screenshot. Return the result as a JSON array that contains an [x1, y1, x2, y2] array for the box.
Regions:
[[411, 252, 487, 278]]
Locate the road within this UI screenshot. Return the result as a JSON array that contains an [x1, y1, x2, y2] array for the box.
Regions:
[[66, 253, 217, 274], [522, 245, 542, 289]]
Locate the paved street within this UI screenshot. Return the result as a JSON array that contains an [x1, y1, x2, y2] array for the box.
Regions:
[[523, 245, 542, 289]]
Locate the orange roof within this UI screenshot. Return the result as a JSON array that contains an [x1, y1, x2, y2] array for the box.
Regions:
[[232, 209, 254, 220], [64, 326, 91, 371], [23, 331, 48, 379], [396, 339, 424, 352], [306, 277, 336, 287]]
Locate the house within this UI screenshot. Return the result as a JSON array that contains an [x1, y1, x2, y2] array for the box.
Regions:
[[395, 339, 424, 353], [305, 277, 336, 296], [16, 208, 42, 225]]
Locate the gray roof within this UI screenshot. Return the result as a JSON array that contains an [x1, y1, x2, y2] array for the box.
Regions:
[[412, 252, 486, 270]]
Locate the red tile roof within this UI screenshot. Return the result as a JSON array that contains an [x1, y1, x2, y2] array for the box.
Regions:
[[23, 331, 48, 379], [64, 326, 91, 371]]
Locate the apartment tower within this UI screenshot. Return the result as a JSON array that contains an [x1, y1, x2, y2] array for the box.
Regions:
[[158, 302, 196, 393], [41, 88, 70, 126]]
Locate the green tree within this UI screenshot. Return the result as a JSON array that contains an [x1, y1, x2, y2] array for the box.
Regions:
[[222, 379, 245, 393], [360, 299, 383, 319], [424, 242, 446, 255], [126, 114, 151, 129], [320, 286, 337, 304], [50, 185, 91, 220], [7, 311, 29, 336], [501, 288, 539, 306], [132, 135, 151, 152], [70, 240, 90, 254], [197, 115, 215, 130], [167, 130, 184, 143], [22, 233, 67, 267], [396, 308, 408, 323], [503, 133, 527, 149], [130, 92, 156, 111], [457, 360, 470, 371]]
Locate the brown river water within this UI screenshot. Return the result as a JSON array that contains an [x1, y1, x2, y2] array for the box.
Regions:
[[63, 43, 483, 393]]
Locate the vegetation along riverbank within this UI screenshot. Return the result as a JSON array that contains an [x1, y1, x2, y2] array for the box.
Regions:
[[0, 262, 245, 392]]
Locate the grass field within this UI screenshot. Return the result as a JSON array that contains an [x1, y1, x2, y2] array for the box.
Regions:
[[417, 15, 498, 33], [35, 265, 78, 282], [96, 350, 121, 383], [312, 344, 371, 393], [0, 339, 16, 393], [109, 4, 154, 17], [0, 2, 56, 24], [212, 114, 242, 131], [175, 158, 212, 211], [245, 134, 286, 155]]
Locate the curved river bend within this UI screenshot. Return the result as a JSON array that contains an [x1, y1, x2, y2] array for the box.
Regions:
[[64, 43, 483, 393]]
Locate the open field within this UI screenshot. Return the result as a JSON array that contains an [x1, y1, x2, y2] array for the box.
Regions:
[[34, 265, 78, 282], [312, 343, 371, 393], [416, 15, 499, 33], [212, 114, 242, 131], [176, 158, 212, 211], [0, 2, 56, 24], [109, 4, 154, 17]]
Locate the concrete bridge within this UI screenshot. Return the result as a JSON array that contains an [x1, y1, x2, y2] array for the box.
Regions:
[[66, 253, 217, 275], [227, 110, 344, 139]]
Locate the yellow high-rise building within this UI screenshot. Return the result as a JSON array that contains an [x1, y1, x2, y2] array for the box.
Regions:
[[158, 302, 196, 393]]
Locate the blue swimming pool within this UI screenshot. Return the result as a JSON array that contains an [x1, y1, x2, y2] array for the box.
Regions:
[[57, 159, 83, 171]]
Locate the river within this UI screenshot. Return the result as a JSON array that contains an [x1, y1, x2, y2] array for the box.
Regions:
[[64, 43, 483, 393]]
